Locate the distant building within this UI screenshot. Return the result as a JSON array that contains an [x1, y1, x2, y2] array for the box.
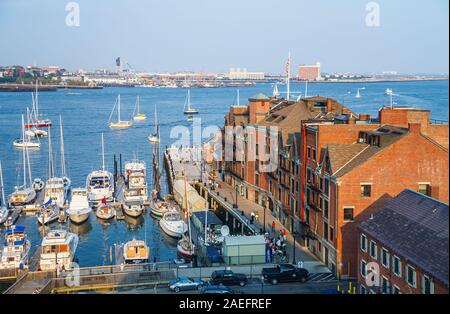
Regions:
[[358, 189, 449, 294], [298, 62, 321, 81], [228, 68, 265, 80]]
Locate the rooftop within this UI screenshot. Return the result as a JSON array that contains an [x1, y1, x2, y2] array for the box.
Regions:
[[359, 189, 449, 286]]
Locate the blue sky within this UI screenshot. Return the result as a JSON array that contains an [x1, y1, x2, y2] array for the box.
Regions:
[[0, 0, 448, 74]]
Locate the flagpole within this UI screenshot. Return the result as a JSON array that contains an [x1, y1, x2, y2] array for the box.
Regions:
[[286, 52, 291, 101]]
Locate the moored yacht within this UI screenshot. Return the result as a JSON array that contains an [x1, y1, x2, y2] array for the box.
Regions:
[[96, 200, 116, 220], [67, 188, 91, 224], [133, 96, 147, 121], [36, 202, 60, 225], [109, 94, 133, 129], [123, 239, 149, 264], [123, 199, 144, 218], [183, 90, 199, 115], [39, 229, 78, 271], [87, 134, 113, 204], [159, 211, 187, 238], [0, 226, 31, 270]]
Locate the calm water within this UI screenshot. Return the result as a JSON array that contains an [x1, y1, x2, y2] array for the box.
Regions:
[[0, 80, 448, 266]]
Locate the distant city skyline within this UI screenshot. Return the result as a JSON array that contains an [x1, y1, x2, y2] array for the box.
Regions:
[[0, 0, 448, 75]]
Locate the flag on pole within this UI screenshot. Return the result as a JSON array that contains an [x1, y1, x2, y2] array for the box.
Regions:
[[285, 58, 290, 76]]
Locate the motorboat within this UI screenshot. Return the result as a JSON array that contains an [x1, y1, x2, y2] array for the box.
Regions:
[[96, 202, 116, 220], [8, 186, 36, 207], [36, 202, 60, 225], [39, 229, 78, 271], [109, 94, 133, 129], [32, 178, 45, 192], [159, 211, 188, 238], [87, 134, 114, 203], [67, 188, 91, 224], [133, 96, 146, 121], [123, 239, 149, 264], [149, 197, 177, 218], [183, 90, 199, 115], [0, 226, 31, 270], [123, 199, 144, 218]]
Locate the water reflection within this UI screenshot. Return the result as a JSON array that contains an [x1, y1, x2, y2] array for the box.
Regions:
[[69, 220, 93, 239], [124, 214, 145, 230]]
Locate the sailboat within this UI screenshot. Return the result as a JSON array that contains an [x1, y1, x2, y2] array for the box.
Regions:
[[133, 96, 146, 121], [43, 117, 70, 209], [86, 133, 114, 204], [13, 114, 40, 149], [356, 87, 365, 98], [148, 105, 160, 143], [109, 94, 133, 129], [0, 161, 9, 225], [8, 115, 37, 207], [177, 175, 195, 260], [25, 103, 47, 138], [24, 81, 52, 128], [273, 84, 280, 98], [183, 90, 199, 115]]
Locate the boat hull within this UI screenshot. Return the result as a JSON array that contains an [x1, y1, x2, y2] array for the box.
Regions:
[[177, 243, 194, 260], [123, 207, 143, 218], [68, 212, 90, 224], [159, 220, 186, 238]]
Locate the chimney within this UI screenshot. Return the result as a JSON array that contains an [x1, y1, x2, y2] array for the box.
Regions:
[[359, 114, 371, 121], [408, 123, 421, 134], [326, 98, 332, 112]]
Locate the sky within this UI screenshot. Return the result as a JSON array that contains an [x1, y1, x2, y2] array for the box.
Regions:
[[0, 0, 448, 74]]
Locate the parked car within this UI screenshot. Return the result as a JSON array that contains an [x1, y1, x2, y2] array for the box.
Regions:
[[262, 263, 309, 285], [209, 270, 248, 287], [168, 277, 205, 292], [201, 285, 242, 295]]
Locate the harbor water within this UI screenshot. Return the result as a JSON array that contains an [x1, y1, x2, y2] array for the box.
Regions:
[[0, 80, 448, 267]]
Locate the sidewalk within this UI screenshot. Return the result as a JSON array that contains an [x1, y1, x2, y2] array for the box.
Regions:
[[209, 179, 329, 273]]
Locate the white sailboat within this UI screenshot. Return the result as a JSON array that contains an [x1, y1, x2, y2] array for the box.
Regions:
[[109, 94, 133, 129], [356, 87, 365, 98], [25, 104, 48, 138], [87, 133, 114, 204], [148, 105, 160, 143], [8, 115, 37, 207], [133, 96, 146, 121], [183, 90, 199, 115], [39, 229, 78, 271], [273, 84, 280, 98], [0, 161, 9, 225], [67, 188, 91, 224], [13, 114, 40, 149]]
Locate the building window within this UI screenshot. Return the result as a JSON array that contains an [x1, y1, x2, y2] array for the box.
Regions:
[[360, 259, 367, 277], [312, 148, 316, 161], [370, 241, 377, 260], [360, 184, 372, 197], [324, 178, 330, 196], [329, 226, 334, 242], [323, 221, 328, 241], [343, 207, 354, 221], [418, 183, 431, 197], [392, 285, 401, 294], [307, 146, 311, 159], [392, 255, 402, 277], [360, 285, 367, 295], [381, 248, 390, 269], [421, 275, 434, 294], [406, 265, 417, 288], [323, 199, 329, 219], [381, 276, 390, 294], [306, 168, 312, 183], [360, 234, 367, 252]]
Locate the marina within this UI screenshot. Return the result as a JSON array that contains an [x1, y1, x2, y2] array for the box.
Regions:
[[0, 81, 448, 293]]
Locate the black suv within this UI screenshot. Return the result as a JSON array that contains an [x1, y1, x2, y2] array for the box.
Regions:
[[209, 270, 248, 287]]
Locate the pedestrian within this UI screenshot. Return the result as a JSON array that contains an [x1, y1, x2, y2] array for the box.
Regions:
[[250, 211, 255, 224], [271, 221, 276, 232], [282, 229, 287, 241], [255, 211, 259, 222]]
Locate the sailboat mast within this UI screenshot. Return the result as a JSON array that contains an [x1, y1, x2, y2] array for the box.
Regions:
[[48, 126, 54, 179], [59, 115, 66, 177], [286, 52, 291, 101], [187, 90, 191, 110], [101, 133, 105, 171], [237, 89, 240, 106], [137, 96, 140, 115], [35, 80, 39, 118], [154, 105, 158, 134], [183, 173, 192, 246], [305, 80, 308, 98], [21, 114, 26, 188], [117, 95, 121, 122], [0, 161, 5, 207]]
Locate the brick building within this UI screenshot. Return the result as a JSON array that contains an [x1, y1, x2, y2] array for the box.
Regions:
[[298, 62, 321, 81], [358, 189, 449, 294]]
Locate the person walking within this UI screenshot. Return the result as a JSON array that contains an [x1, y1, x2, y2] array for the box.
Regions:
[[250, 211, 255, 224], [255, 211, 259, 222], [271, 221, 276, 233]]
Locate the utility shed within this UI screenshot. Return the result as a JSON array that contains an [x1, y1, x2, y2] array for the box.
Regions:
[[223, 235, 265, 265]]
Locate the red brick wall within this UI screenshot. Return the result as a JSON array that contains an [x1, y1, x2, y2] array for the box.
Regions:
[[337, 131, 449, 277], [249, 100, 270, 124]]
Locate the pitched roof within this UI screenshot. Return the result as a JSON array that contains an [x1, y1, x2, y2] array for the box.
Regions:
[[359, 189, 449, 286], [332, 125, 408, 177], [326, 143, 369, 174], [249, 93, 270, 101]]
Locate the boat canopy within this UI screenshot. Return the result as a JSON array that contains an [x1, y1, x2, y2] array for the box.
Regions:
[[4, 226, 26, 235]]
